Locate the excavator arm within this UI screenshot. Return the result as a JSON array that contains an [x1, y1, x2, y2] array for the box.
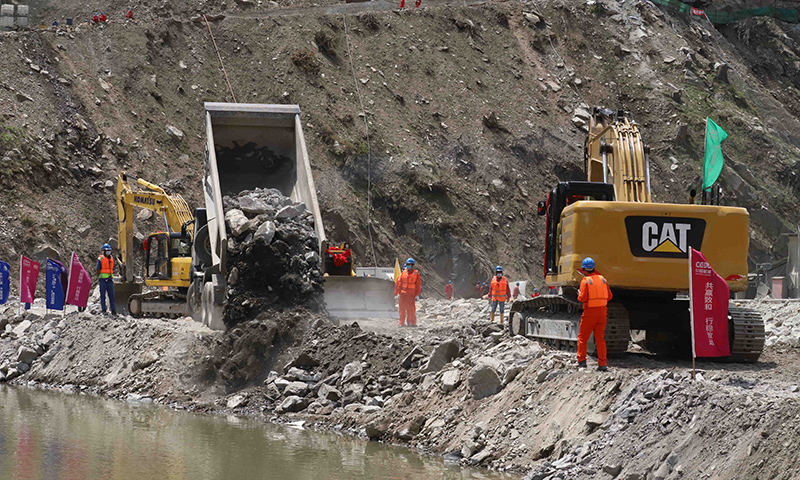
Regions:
[[585, 107, 652, 203], [115, 172, 195, 282]]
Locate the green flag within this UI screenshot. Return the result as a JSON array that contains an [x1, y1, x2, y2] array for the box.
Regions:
[[702, 118, 728, 190]]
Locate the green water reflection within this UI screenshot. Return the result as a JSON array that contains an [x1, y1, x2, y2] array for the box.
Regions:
[[0, 385, 514, 479]]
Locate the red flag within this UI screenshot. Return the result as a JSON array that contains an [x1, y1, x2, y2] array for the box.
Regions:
[[689, 248, 730, 357], [66, 252, 92, 308], [690, 7, 705, 16], [20, 256, 41, 303]]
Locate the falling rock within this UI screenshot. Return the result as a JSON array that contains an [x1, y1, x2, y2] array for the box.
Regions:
[[225, 209, 251, 237], [277, 395, 309, 413], [166, 125, 184, 143], [254, 221, 276, 244], [17, 346, 38, 364], [276, 203, 307, 219], [342, 361, 364, 383], [441, 369, 461, 393], [467, 364, 502, 400], [421, 338, 460, 373]]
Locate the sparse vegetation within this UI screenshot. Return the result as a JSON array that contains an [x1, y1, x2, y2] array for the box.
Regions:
[[291, 49, 321, 74]]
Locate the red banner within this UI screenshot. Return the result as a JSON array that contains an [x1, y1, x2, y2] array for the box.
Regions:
[[19, 256, 40, 304], [66, 252, 92, 308], [690, 7, 705, 16], [689, 248, 730, 357]]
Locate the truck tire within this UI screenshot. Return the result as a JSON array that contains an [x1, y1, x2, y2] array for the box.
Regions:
[[194, 224, 213, 267]]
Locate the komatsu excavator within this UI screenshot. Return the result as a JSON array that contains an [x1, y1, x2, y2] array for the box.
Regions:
[[114, 172, 205, 318], [509, 107, 765, 361]]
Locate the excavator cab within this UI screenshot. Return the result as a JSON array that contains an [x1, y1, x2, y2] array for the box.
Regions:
[[143, 232, 192, 285]]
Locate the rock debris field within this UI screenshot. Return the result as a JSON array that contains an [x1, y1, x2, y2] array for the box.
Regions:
[[1, 298, 800, 479]]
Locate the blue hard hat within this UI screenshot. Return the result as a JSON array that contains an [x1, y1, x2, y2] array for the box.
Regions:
[[448, 280, 452, 283], [406, 258, 415, 265], [582, 257, 595, 270], [102, 243, 112, 250], [495, 265, 503, 272]]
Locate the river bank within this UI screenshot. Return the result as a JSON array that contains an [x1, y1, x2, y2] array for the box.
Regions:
[[2, 298, 800, 478]]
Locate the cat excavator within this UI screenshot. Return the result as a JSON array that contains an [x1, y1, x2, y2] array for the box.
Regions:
[[509, 107, 765, 361]]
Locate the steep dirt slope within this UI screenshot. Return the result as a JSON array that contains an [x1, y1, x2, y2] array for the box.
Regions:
[[2, 0, 800, 298]]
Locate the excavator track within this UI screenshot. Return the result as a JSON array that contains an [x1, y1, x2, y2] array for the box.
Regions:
[[128, 291, 188, 319], [509, 295, 630, 355], [727, 305, 765, 362]]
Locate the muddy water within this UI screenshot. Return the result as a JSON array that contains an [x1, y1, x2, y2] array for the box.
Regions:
[[0, 386, 514, 480]]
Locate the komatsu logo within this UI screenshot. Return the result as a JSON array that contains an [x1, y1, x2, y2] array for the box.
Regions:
[[134, 195, 156, 206], [625, 216, 706, 258]]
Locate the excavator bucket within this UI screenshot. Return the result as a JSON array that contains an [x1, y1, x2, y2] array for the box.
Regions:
[[324, 276, 399, 320]]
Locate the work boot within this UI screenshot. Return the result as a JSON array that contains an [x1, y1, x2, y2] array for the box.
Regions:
[[490, 312, 495, 323], [578, 360, 587, 369], [499, 313, 504, 325], [597, 366, 608, 372]]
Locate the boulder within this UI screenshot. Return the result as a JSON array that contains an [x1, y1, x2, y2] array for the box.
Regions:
[[284, 381, 310, 397], [238, 196, 271, 216], [225, 209, 250, 237], [467, 364, 502, 400], [276, 203, 307, 219], [421, 338, 460, 373], [277, 395, 308, 413], [441, 369, 461, 393], [33, 245, 62, 264], [318, 384, 342, 402], [42, 330, 58, 347], [12, 320, 32, 337], [254, 221, 276, 245], [341, 361, 363, 383], [285, 352, 320, 370], [401, 346, 423, 369], [166, 125, 184, 143], [40, 348, 58, 363], [365, 419, 389, 439], [16, 346, 38, 364], [227, 395, 247, 409], [16, 362, 30, 373], [273, 377, 291, 391]]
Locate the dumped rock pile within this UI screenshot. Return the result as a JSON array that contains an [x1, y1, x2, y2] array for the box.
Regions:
[[754, 300, 800, 348], [223, 188, 324, 326], [0, 310, 62, 383]]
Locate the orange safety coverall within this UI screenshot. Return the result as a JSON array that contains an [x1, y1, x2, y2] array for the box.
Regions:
[[577, 272, 612, 367], [395, 269, 421, 326]]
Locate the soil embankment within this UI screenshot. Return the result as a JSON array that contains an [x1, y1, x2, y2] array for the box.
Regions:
[[2, 298, 800, 478]]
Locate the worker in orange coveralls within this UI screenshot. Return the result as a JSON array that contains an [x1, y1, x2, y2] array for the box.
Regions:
[[395, 258, 421, 327], [489, 266, 511, 324], [445, 280, 453, 301], [577, 257, 612, 372]]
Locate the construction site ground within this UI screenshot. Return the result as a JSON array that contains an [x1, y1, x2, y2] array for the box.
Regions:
[[2, 298, 800, 479]]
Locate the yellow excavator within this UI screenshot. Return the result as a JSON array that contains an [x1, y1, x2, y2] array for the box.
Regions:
[[114, 172, 203, 318], [509, 107, 765, 361]]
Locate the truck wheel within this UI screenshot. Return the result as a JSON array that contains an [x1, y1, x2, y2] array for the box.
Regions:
[[194, 224, 213, 267], [187, 280, 202, 321], [202, 282, 225, 331]]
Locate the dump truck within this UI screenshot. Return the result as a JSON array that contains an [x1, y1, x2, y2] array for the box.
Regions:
[[509, 107, 765, 361], [114, 103, 397, 328], [200, 103, 397, 327]]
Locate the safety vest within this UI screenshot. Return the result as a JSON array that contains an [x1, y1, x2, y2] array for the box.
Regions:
[[490, 276, 509, 302], [395, 269, 421, 296], [580, 274, 610, 308], [98, 255, 114, 275]]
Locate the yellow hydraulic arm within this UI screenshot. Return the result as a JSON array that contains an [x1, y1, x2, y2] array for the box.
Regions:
[[585, 107, 652, 203], [116, 172, 194, 283]]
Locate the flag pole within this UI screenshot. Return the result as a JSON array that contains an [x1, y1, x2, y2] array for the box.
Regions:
[[688, 247, 696, 380], [18, 255, 22, 317]]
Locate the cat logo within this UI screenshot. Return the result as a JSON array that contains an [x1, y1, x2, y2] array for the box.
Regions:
[[625, 216, 706, 258]]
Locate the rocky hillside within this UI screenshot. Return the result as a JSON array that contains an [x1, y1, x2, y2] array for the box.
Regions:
[[1, 0, 800, 297]]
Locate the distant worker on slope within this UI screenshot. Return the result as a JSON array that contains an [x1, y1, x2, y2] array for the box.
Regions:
[[92, 12, 99, 23], [512, 282, 521, 300], [489, 266, 511, 324], [445, 280, 453, 301], [126, 7, 134, 19], [577, 257, 612, 372], [395, 258, 421, 327], [99, 11, 107, 22], [399, 0, 422, 9], [96, 243, 117, 316], [532, 288, 540, 297]]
